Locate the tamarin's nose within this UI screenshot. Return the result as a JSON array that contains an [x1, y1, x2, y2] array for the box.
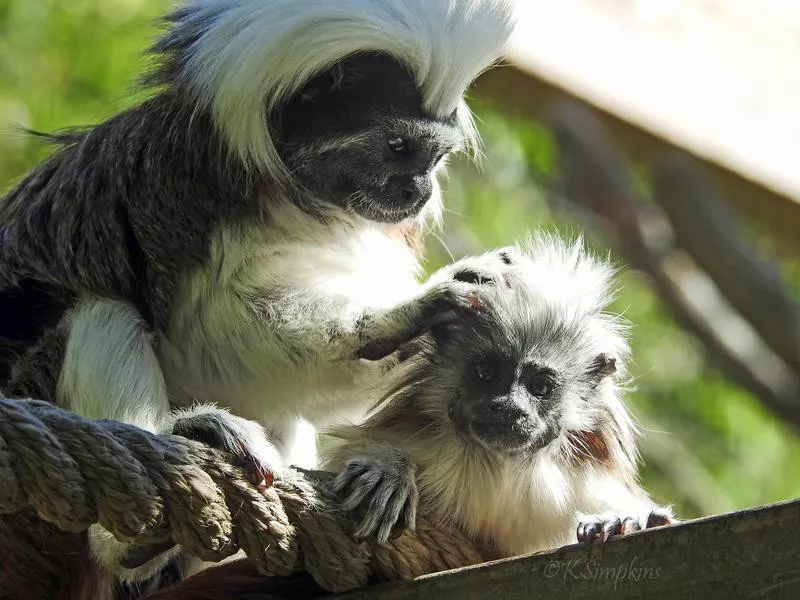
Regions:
[[391, 174, 432, 206], [478, 397, 527, 428], [470, 397, 531, 445]]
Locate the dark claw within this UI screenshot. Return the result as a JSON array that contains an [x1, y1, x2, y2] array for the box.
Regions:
[[173, 411, 276, 492], [358, 338, 403, 361], [601, 516, 622, 541], [374, 484, 413, 543], [452, 268, 499, 286], [234, 446, 273, 491], [577, 515, 625, 544], [578, 509, 673, 545], [646, 509, 673, 528], [584, 522, 599, 543], [578, 521, 600, 545], [621, 517, 641, 535], [388, 501, 414, 540], [450, 248, 516, 288], [576, 522, 585, 543]]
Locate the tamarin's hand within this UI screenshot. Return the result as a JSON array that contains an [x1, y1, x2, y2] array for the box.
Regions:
[[333, 449, 418, 544]]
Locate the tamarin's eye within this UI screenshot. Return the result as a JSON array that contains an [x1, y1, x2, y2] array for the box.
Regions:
[[526, 372, 556, 398], [474, 359, 499, 383], [388, 137, 407, 153]]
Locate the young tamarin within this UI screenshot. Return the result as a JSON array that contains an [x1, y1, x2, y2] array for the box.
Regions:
[[325, 235, 675, 553], [133, 235, 675, 600]]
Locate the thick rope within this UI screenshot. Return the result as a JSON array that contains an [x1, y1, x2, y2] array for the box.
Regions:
[[0, 398, 485, 593]]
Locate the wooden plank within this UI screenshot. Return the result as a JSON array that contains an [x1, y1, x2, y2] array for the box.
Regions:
[[472, 64, 800, 256], [337, 498, 800, 599], [471, 0, 800, 255], [506, 0, 800, 203]]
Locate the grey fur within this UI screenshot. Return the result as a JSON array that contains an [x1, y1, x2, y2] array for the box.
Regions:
[[5, 320, 69, 401], [0, 53, 461, 374], [0, 92, 253, 330]]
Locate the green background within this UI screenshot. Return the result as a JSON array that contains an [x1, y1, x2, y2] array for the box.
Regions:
[[1, 0, 798, 519]]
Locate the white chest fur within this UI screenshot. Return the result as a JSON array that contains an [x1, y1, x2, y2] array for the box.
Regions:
[[159, 206, 423, 431], [416, 444, 652, 557]]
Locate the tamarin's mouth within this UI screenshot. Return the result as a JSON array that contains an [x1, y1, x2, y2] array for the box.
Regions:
[[363, 198, 428, 223], [457, 411, 559, 456], [343, 189, 428, 223], [470, 416, 533, 450]]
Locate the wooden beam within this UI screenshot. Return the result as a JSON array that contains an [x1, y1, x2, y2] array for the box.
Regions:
[[474, 0, 800, 255], [472, 64, 800, 256], [338, 498, 800, 599], [504, 2, 800, 201]]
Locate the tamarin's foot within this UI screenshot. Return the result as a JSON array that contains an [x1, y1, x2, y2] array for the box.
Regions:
[[121, 405, 282, 569], [577, 508, 675, 544], [171, 404, 282, 490], [333, 452, 418, 544]]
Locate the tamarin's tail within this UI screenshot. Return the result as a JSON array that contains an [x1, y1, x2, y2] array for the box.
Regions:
[[139, 560, 325, 600], [0, 511, 105, 600]]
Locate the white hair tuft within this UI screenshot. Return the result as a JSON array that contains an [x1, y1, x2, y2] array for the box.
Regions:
[[513, 233, 620, 316], [158, 0, 515, 175]]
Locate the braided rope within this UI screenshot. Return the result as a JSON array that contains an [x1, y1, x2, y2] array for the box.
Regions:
[[0, 398, 485, 593]]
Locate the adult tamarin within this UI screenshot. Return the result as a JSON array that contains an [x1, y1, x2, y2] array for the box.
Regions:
[[135, 235, 676, 600], [0, 0, 515, 596]]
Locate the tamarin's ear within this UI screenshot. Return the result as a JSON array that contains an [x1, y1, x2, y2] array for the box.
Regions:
[[588, 353, 617, 379]]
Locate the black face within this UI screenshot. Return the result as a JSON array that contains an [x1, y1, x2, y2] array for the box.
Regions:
[[430, 282, 620, 457], [448, 350, 563, 455], [272, 53, 462, 223]]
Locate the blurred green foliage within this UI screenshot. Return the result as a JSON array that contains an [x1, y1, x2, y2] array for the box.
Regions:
[[1, 0, 798, 520]]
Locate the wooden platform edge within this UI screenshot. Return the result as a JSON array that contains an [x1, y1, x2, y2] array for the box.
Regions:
[[336, 498, 800, 599], [471, 64, 800, 256]]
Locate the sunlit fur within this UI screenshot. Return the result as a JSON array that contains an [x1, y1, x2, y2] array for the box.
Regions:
[[159, 202, 426, 432], [324, 235, 672, 557]]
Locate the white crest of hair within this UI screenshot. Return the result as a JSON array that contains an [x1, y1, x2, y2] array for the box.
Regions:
[[510, 233, 631, 374], [171, 0, 516, 171], [513, 233, 619, 316]]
